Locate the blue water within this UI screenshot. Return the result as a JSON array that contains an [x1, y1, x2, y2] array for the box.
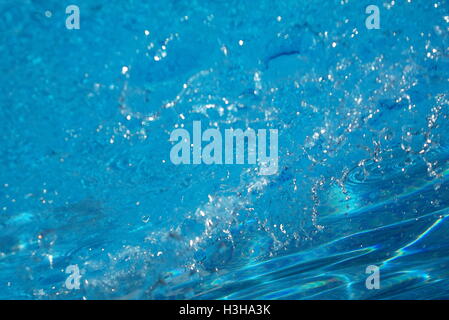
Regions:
[[1, 0, 449, 300]]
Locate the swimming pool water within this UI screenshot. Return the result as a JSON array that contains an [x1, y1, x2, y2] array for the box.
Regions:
[[1, 0, 449, 299]]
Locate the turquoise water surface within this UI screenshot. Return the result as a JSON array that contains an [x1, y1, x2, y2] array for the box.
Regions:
[[1, 0, 449, 299]]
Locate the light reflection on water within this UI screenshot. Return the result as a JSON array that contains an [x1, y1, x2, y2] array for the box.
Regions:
[[1, 0, 449, 299]]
